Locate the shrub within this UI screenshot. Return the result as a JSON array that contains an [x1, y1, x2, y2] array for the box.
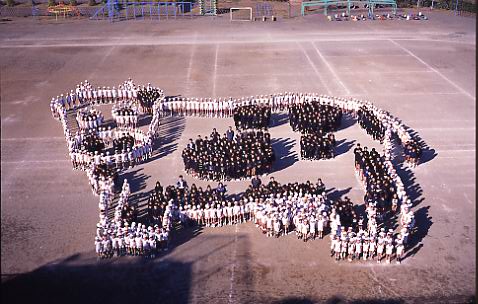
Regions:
[[48, 0, 56, 6], [88, 0, 96, 6], [6, 0, 15, 7]]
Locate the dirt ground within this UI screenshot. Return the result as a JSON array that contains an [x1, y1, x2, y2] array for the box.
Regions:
[[0, 7, 476, 304]]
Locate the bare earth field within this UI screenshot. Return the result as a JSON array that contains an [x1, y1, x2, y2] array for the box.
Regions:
[[0, 9, 476, 304]]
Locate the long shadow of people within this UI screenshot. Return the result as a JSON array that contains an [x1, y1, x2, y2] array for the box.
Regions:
[[402, 205, 432, 260], [326, 186, 352, 201], [337, 113, 356, 131], [143, 115, 186, 164], [407, 128, 437, 165], [390, 151, 431, 259], [137, 114, 152, 128], [269, 112, 289, 128], [107, 168, 151, 219], [334, 139, 356, 157], [271, 138, 299, 172]]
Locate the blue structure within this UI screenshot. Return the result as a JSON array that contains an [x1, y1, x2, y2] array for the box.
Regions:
[[301, 0, 397, 16], [256, 2, 272, 17], [91, 0, 194, 21]]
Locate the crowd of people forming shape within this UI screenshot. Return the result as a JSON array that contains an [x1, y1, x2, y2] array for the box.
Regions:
[[182, 128, 275, 181], [50, 79, 424, 263], [49, 79, 163, 194], [100, 172, 415, 263], [289, 102, 343, 160]]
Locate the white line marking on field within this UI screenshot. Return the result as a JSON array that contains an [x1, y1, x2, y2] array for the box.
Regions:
[[228, 224, 239, 304], [1, 137, 65, 141], [0, 37, 475, 48], [185, 32, 198, 88], [87, 45, 116, 80], [389, 39, 475, 101], [343, 91, 466, 97], [312, 41, 351, 95], [212, 44, 219, 98], [340, 70, 435, 75], [216, 72, 308, 77], [297, 42, 332, 95], [1, 160, 70, 164]]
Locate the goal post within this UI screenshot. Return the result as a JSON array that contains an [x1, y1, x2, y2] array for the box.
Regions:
[[230, 7, 253, 21]]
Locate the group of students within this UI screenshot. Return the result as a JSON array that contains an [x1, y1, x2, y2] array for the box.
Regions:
[[330, 228, 406, 264], [288, 102, 342, 160], [164, 174, 411, 265], [233, 104, 271, 130], [182, 128, 275, 181], [354, 144, 397, 215], [76, 107, 104, 130], [349, 143, 415, 264], [92, 170, 414, 264], [289, 102, 343, 134], [95, 179, 173, 259], [50, 82, 424, 264], [69, 127, 153, 174], [51, 83, 423, 168], [357, 106, 386, 142], [403, 141, 422, 168], [137, 85, 163, 115], [300, 132, 336, 160], [87, 163, 118, 196], [112, 102, 139, 129], [50, 80, 162, 197]]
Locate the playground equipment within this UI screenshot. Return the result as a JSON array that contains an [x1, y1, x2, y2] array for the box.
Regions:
[[199, 0, 217, 15], [47, 2, 81, 20], [301, 0, 397, 16], [230, 7, 253, 21], [256, 2, 272, 18], [91, 0, 193, 21]]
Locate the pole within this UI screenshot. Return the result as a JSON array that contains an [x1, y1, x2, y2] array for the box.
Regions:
[[107, 0, 113, 21]]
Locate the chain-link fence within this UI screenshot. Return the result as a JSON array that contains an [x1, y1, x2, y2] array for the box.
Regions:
[[0, 0, 475, 17], [0, 4, 102, 17], [397, 0, 476, 13]]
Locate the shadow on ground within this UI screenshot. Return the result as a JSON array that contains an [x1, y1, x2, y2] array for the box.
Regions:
[[1, 230, 255, 304], [326, 186, 352, 202], [270, 112, 289, 128], [271, 138, 299, 172], [407, 128, 437, 166], [144, 115, 186, 164], [389, 139, 432, 258], [1, 254, 193, 304], [265, 294, 475, 303], [334, 138, 356, 156], [113, 167, 152, 215], [337, 113, 356, 131]]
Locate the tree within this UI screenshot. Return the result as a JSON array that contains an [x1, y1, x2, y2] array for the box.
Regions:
[[70, 0, 77, 6], [88, 0, 96, 6], [48, 0, 56, 6]]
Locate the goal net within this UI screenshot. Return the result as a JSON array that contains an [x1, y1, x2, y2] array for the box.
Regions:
[[230, 7, 253, 21]]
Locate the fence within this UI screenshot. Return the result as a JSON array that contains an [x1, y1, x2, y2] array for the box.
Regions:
[[399, 0, 476, 14], [0, 0, 195, 19], [90, 1, 194, 21], [256, 2, 272, 17]]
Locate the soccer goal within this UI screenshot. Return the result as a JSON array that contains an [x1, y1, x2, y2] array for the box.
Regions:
[[230, 7, 253, 21]]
